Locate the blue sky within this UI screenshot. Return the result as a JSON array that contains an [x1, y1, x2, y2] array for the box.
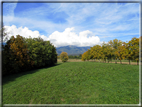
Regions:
[[3, 1, 140, 47]]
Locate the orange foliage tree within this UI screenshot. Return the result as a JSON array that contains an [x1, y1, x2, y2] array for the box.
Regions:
[[2, 35, 32, 75], [60, 52, 69, 62], [81, 49, 90, 61]]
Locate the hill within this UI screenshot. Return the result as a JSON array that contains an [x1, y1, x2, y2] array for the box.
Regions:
[[56, 45, 90, 55]]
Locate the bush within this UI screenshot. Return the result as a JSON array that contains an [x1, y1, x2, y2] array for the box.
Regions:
[[60, 52, 69, 62]]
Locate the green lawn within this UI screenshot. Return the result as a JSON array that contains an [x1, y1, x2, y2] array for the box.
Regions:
[[3, 62, 139, 104]]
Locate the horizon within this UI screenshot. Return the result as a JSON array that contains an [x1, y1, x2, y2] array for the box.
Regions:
[[2, 1, 140, 47]]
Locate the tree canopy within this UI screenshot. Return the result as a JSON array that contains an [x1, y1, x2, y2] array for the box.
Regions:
[[2, 35, 57, 76], [81, 37, 140, 65]]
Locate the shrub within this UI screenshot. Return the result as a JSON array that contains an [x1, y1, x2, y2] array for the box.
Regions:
[[60, 52, 69, 62]]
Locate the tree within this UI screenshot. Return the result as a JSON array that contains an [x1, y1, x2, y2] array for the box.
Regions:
[[90, 45, 102, 62], [2, 35, 57, 76], [126, 37, 139, 65], [116, 45, 127, 64], [108, 39, 122, 64], [79, 54, 82, 59], [2, 35, 31, 75], [101, 42, 112, 63], [24, 37, 57, 68], [60, 52, 69, 62], [81, 49, 90, 61]]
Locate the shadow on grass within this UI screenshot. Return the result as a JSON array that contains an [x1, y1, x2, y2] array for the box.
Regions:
[[2, 63, 62, 86]]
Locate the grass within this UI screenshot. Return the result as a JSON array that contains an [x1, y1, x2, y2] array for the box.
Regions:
[[3, 62, 139, 104]]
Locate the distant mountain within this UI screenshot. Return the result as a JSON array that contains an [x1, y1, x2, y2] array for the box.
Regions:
[[56, 45, 91, 55]]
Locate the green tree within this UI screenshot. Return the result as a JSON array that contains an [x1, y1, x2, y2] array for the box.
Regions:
[[79, 54, 82, 59], [24, 37, 57, 68], [60, 52, 69, 62]]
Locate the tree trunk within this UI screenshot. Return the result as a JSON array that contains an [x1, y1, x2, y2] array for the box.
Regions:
[[120, 60, 122, 64], [137, 60, 138, 65], [129, 60, 130, 65]]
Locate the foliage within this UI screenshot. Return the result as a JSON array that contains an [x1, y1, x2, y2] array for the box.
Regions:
[[2, 35, 30, 75], [2, 35, 57, 76], [126, 37, 139, 65], [68, 54, 82, 59], [101, 42, 113, 63], [81, 50, 90, 61], [60, 52, 69, 62], [115, 45, 127, 64], [90, 45, 102, 61], [82, 37, 139, 65], [24, 37, 57, 68]]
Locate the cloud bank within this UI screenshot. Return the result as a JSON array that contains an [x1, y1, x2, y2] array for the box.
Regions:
[[48, 27, 101, 47], [4, 25, 101, 47], [4, 25, 48, 40]]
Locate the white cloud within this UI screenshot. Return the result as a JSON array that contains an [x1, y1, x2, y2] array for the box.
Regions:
[[4, 25, 101, 47], [4, 25, 48, 40], [48, 27, 101, 47]]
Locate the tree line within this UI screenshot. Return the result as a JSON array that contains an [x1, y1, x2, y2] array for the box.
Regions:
[[81, 37, 141, 65], [68, 54, 82, 59], [58, 54, 82, 59], [2, 35, 57, 76]]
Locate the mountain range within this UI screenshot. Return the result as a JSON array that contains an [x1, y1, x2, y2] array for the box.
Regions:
[[56, 45, 91, 55]]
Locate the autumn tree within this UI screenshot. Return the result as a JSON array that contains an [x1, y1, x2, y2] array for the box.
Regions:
[[101, 42, 113, 63], [108, 39, 122, 64], [90, 45, 102, 62], [2, 35, 57, 76], [81, 49, 90, 61], [115, 45, 127, 64], [79, 37, 140, 65], [126, 37, 139, 65], [2, 35, 31, 75], [60, 52, 69, 62]]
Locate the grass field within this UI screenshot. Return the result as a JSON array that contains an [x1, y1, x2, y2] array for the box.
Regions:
[[3, 62, 139, 104]]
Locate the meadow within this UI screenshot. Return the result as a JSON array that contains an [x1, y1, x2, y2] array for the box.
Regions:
[[3, 61, 139, 104]]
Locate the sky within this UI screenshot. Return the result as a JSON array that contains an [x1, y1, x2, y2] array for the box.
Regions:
[[2, 0, 140, 47]]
